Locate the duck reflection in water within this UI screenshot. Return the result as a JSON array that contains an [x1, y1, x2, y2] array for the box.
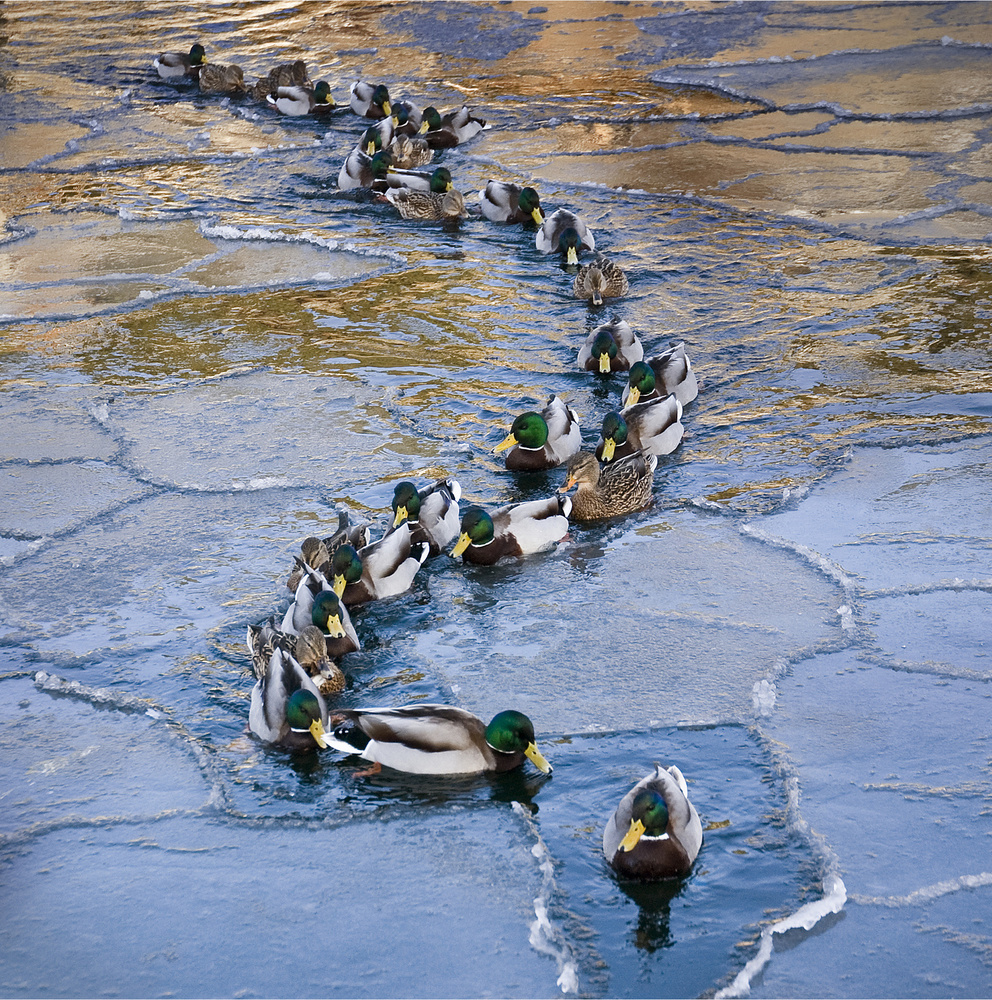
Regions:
[[617, 877, 686, 953]]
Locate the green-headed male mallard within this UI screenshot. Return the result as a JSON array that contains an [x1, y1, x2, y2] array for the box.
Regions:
[[391, 100, 425, 136], [389, 477, 461, 557], [578, 319, 644, 374], [494, 394, 581, 471], [385, 186, 467, 222], [266, 81, 334, 116], [359, 117, 394, 155], [603, 764, 703, 880], [596, 394, 684, 462], [536, 208, 596, 264], [326, 704, 552, 775], [478, 181, 544, 225], [421, 105, 488, 148], [621, 343, 699, 408], [452, 496, 571, 565], [573, 255, 629, 305], [338, 148, 392, 191], [330, 524, 430, 606], [153, 43, 206, 82], [378, 165, 452, 195], [559, 450, 656, 521], [349, 80, 391, 119], [286, 510, 371, 593], [247, 623, 335, 750], [281, 564, 361, 661]]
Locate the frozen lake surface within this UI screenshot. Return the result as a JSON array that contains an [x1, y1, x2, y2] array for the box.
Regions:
[[1, 2, 991, 997]]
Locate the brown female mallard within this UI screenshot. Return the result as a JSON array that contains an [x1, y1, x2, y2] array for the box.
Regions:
[[198, 63, 247, 95], [386, 133, 433, 169], [252, 60, 310, 101], [247, 618, 344, 709], [573, 255, 629, 305], [559, 450, 656, 521], [385, 187, 467, 222]]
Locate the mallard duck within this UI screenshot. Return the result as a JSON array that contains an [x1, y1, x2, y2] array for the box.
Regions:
[[358, 116, 394, 155], [338, 148, 392, 191], [391, 100, 424, 136], [248, 619, 345, 698], [536, 209, 596, 264], [281, 566, 361, 661], [325, 704, 552, 775], [286, 510, 371, 592], [621, 343, 699, 408], [385, 187, 467, 222], [596, 394, 684, 462], [421, 105, 488, 148], [153, 43, 206, 81], [389, 478, 461, 557], [350, 81, 391, 119], [266, 80, 334, 116], [494, 394, 581, 471], [603, 764, 703, 880], [577, 319, 644, 374], [478, 181, 544, 226], [198, 63, 247, 95], [252, 60, 310, 101], [330, 525, 430, 605], [385, 133, 433, 169], [377, 165, 452, 194], [573, 255, 629, 305], [559, 450, 656, 521], [452, 496, 571, 565], [247, 625, 333, 750]]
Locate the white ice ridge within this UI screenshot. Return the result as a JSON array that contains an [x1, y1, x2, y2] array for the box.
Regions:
[[511, 802, 580, 994], [33, 670, 164, 717], [850, 871, 992, 908], [197, 221, 339, 250], [751, 678, 776, 717], [715, 873, 847, 999], [739, 523, 857, 593]]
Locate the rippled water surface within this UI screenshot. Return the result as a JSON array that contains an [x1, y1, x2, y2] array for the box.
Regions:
[[2, 2, 991, 998]]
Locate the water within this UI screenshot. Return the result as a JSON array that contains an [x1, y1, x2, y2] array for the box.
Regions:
[[1, 2, 991, 996]]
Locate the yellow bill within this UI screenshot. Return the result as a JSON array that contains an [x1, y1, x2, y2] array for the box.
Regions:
[[493, 432, 518, 454], [525, 742, 553, 774], [310, 718, 330, 749], [619, 818, 646, 853]]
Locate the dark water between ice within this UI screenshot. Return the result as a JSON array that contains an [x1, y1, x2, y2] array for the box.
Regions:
[[1, 2, 991, 998]]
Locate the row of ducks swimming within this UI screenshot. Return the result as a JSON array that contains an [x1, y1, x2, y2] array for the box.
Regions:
[[247, 467, 702, 877], [152, 42, 641, 297], [152, 42, 706, 879]]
